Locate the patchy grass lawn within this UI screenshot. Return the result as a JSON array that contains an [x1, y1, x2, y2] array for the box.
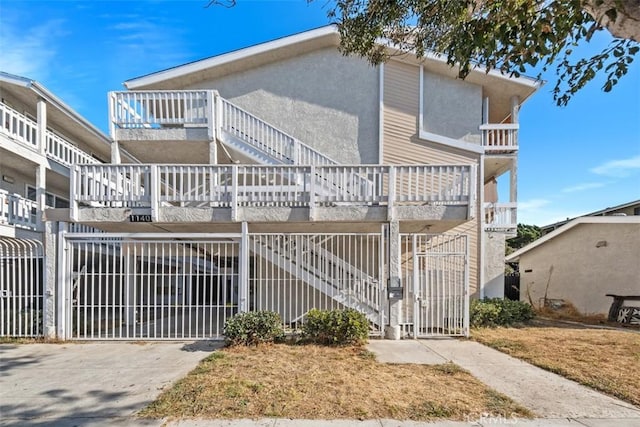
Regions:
[[140, 344, 532, 421], [472, 326, 640, 407]]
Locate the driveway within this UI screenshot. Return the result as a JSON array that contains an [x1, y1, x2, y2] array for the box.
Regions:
[[0, 341, 220, 427]]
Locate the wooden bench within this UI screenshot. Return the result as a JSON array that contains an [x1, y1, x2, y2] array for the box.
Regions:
[[606, 294, 640, 323]]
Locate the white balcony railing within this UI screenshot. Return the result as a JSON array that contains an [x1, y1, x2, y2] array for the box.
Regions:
[[0, 101, 99, 168], [484, 202, 517, 231], [109, 90, 210, 129], [71, 164, 473, 220], [220, 98, 337, 166], [0, 190, 39, 231], [479, 124, 519, 152]]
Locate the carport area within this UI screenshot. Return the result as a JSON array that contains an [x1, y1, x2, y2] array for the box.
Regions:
[[0, 341, 219, 426]]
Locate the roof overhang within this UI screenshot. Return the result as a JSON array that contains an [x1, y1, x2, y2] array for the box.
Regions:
[[0, 71, 111, 145], [124, 25, 542, 112]]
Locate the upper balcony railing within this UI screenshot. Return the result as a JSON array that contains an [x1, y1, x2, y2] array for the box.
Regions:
[[0, 101, 99, 168], [484, 202, 517, 232], [0, 189, 38, 231], [109, 90, 342, 168], [71, 164, 474, 221], [109, 90, 211, 130], [479, 124, 519, 153]]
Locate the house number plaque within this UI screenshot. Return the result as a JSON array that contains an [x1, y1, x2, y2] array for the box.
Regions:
[[129, 214, 152, 222]]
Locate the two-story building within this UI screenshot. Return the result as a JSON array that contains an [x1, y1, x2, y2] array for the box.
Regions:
[[3, 26, 540, 341], [0, 71, 112, 337]]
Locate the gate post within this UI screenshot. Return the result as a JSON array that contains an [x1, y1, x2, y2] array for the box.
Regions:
[[238, 222, 249, 313], [385, 221, 402, 340], [54, 222, 68, 339], [42, 221, 58, 339]]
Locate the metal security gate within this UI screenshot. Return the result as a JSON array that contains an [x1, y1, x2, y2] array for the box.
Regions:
[[0, 238, 44, 337], [401, 234, 469, 337], [63, 234, 240, 340], [249, 232, 385, 335]]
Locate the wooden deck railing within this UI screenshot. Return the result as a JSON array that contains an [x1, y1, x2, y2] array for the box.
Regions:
[[0, 101, 99, 168], [479, 124, 519, 152], [71, 164, 473, 221], [0, 189, 39, 231], [484, 202, 517, 231]]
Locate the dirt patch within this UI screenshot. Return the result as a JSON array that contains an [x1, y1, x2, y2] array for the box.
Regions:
[[472, 326, 640, 407], [140, 343, 532, 421]]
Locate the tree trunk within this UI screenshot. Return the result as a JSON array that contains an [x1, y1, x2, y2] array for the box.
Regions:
[[582, 0, 640, 41]]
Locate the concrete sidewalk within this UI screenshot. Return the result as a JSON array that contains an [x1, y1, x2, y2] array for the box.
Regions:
[[368, 339, 640, 423], [0, 341, 220, 427]]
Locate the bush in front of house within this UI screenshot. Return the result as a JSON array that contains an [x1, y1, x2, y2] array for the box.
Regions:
[[223, 311, 285, 346], [301, 308, 370, 345], [470, 298, 534, 327]]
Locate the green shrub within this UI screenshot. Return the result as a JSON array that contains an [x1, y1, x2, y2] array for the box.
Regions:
[[470, 298, 533, 328], [223, 311, 285, 346], [301, 308, 369, 345]]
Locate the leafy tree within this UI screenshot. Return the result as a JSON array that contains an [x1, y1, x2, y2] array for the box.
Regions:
[[324, 0, 640, 105], [507, 223, 542, 254]]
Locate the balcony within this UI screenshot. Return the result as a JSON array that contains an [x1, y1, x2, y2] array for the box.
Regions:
[[480, 124, 519, 154], [484, 202, 517, 234], [71, 164, 476, 224], [0, 101, 99, 169], [0, 190, 38, 231]]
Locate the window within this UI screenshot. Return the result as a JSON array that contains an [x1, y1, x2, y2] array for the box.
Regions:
[[634, 207, 640, 216], [26, 186, 69, 208]]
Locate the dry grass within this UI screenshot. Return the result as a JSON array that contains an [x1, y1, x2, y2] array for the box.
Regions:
[[472, 326, 640, 406], [140, 344, 532, 421]]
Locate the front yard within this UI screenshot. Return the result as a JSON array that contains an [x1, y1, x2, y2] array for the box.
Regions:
[[472, 325, 640, 407], [140, 343, 532, 421]]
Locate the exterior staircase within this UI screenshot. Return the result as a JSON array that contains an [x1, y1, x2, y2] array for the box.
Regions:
[[250, 234, 382, 327]]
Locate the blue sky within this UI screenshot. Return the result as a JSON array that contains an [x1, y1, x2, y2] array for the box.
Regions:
[[1, 0, 638, 226]]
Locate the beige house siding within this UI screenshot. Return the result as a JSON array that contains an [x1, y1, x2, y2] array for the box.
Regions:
[[518, 222, 640, 315], [382, 59, 482, 296]]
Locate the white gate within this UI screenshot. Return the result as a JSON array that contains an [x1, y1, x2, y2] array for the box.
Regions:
[[0, 237, 44, 337], [63, 233, 240, 340], [401, 234, 469, 337]]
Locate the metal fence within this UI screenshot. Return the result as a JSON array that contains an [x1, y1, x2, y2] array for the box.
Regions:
[[0, 238, 44, 337]]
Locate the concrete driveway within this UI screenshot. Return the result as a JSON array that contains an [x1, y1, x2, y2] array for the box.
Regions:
[[0, 341, 220, 427]]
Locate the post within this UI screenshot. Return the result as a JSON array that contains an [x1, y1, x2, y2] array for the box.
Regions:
[[35, 165, 47, 230], [309, 165, 316, 220], [231, 166, 238, 222], [150, 164, 159, 222], [215, 92, 223, 140], [56, 222, 68, 339], [70, 165, 78, 222], [238, 222, 249, 313], [387, 166, 396, 221], [385, 220, 402, 340], [207, 90, 216, 141], [43, 221, 58, 338], [37, 98, 47, 155]]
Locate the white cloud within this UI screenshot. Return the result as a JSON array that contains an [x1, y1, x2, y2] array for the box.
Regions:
[[561, 182, 606, 193], [590, 155, 640, 178], [517, 199, 550, 211], [0, 18, 66, 80], [516, 198, 584, 226]]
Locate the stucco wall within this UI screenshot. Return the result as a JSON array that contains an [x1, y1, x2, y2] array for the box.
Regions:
[[518, 222, 640, 314], [188, 48, 380, 164], [483, 232, 506, 298], [422, 70, 483, 141]]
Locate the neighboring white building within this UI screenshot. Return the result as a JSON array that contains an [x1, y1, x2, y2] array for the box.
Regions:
[[507, 217, 640, 316], [2, 26, 540, 341], [0, 71, 112, 336]]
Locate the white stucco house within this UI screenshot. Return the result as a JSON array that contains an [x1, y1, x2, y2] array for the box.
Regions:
[[2, 26, 540, 341], [507, 216, 640, 317]]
